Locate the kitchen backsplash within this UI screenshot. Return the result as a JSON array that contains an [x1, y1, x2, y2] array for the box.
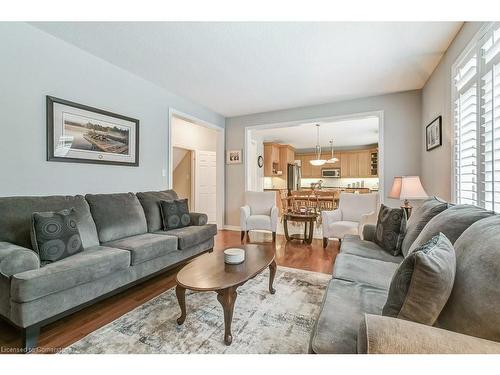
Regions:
[[301, 177, 379, 189], [264, 176, 379, 189]]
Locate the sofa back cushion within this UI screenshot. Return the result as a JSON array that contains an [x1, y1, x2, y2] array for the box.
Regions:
[[85, 193, 147, 243], [339, 192, 379, 222], [407, 204, 494, 255], [0, 195, 99, 250], [136, 190, 178, 232], [436, 215, 500, 342], [401, 196, 449, 257]]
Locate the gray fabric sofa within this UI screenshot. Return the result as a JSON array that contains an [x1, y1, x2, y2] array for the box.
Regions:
[[0, 190, 216, 351], [310, 198, 500, 354]]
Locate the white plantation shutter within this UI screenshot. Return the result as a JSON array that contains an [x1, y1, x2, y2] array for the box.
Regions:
[[454, 23, 500, 211]]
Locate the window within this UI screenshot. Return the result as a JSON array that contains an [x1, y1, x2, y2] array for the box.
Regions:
[[453, 23, 500, 211]]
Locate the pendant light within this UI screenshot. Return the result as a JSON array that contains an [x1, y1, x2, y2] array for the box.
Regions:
[[310, 124, 326, 166], [327, 139, 339, 163]]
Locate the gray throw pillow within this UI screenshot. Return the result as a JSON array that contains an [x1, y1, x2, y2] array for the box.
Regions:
[[401, 196, 449, 257], [160, 199, 191, 230], [374, 204, 406, 256], [30, 209, 84, 263], [382, 233, 456, 325]]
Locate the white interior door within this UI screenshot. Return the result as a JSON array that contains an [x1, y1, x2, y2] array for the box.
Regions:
[[195, 150, 217, 224]]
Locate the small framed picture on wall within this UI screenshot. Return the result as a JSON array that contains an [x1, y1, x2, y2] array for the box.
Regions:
[[226, 149, 242, 164], [426, 115, 442, 151]]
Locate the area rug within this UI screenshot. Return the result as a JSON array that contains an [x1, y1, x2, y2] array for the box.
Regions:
[[62, 266, 330, 354]]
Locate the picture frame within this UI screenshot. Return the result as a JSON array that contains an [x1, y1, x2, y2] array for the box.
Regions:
[[226, 149, 242, 164], [46, 96, 139, 166], [426, 115, 442, 151]]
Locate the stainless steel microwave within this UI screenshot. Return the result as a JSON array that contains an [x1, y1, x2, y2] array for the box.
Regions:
[[321, 168, 341, 178]]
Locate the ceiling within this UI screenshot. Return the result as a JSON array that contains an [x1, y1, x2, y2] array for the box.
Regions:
[[31, 22, 462, 117], [253, 117, 379, 149]]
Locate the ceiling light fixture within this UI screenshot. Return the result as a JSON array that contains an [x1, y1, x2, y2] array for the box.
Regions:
[[310, 124, 326, 166], [327, 139, 339, 163]]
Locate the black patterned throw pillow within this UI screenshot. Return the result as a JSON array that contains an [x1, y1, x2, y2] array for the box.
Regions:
[[374, 204, 407, 256], [160, 199, 191, 230], [30, 209, 84, 263]]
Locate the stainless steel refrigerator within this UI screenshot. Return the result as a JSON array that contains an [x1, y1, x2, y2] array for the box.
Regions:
[[287, 163, 302, 192]]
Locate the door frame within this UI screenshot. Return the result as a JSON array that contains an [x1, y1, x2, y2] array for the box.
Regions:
[[244, 110, 385, 202], [168, 109, 225, 229]]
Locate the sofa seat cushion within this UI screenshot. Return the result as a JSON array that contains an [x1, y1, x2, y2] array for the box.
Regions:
[[341, 235, 403, 264], [310, 278, 388, 353], [105, 233, 178, 265], [245, 215, 272, 231], [11, 246, 130, 303], [332, 253, 399, 290], [156, 224, 217, 250], [327, 221, 359, 239]]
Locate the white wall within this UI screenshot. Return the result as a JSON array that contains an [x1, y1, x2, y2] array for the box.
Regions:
[[225, 90, 422, 226], [421, 22, 485, 201], [172, 117, 218, 152], [0, 23, 224, 197]]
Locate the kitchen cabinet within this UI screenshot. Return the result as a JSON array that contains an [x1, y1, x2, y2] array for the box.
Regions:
[[358, 150, 371, 177], [264, 143, 281, 177], [279, 145, 295, 181], [323, 152, 341, 168], [301, 154, 313, 178], [297, 148, 376, 178]]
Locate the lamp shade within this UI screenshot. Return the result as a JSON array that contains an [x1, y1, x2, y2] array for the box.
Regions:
[[389, 176, 428, 200]]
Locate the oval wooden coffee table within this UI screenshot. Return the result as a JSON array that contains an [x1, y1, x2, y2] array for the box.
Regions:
[[175, 244, 277, 346]]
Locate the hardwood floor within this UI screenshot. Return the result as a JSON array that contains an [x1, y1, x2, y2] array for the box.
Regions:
[[0, 230, 339, 353]]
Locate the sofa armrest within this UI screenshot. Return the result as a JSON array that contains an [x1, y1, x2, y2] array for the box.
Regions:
[[189, 212, 208, 226], [0, 242, 40, 278], [240, 205, 251, 231], [358, 314, 500, 354], [362, 224, 376, 242], [358, 211, 377, 240]]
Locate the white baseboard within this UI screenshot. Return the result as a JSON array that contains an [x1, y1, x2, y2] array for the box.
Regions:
[[223, 225, 241, 231]]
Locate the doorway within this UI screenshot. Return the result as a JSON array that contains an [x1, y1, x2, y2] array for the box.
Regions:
[[172, 147, 194, 203], [169, 111, 223, 226]]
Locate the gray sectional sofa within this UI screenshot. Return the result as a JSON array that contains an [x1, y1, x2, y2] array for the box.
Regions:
[[0, 190, 216, 351], [310, 198, 500, 354]]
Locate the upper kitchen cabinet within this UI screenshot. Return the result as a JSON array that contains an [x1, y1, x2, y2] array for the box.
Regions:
[[340, 149, 377, 178], [263, 142, 294, 177], [264, 142, 279, 176], [341, 151, 359, 178], [357, 150, 371, 177], [322, 152, 341, 168], [279, 145, 295, 180]]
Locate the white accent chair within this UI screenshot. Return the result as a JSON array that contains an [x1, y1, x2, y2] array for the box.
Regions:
[[240, 191, 279, 243], [321, 192, 379, 248]]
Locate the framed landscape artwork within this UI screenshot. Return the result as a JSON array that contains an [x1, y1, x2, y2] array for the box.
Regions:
[[46, 96, 139, 166], [426, 115, 442, 151]]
